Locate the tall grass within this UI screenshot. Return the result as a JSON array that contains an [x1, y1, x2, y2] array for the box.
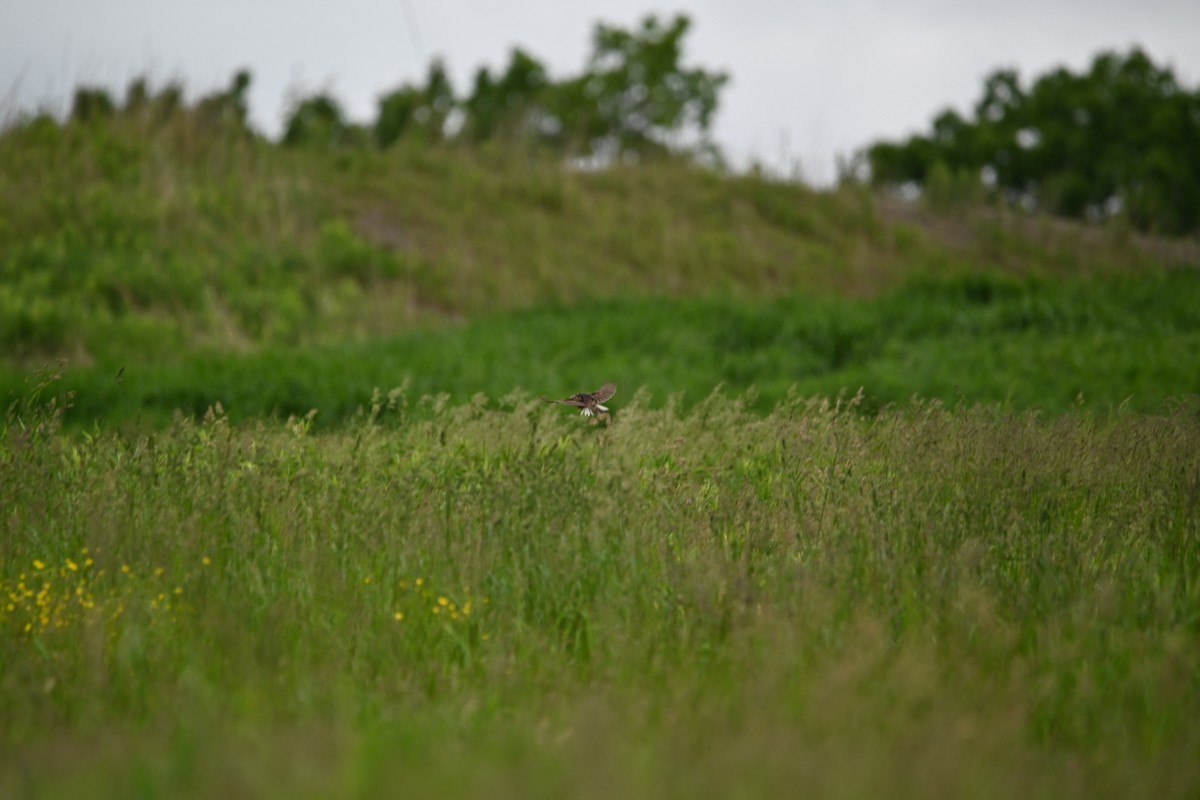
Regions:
[[3, 382, 1198, 798]]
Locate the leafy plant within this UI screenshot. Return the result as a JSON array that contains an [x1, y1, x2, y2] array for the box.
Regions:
[[864, 48, 1200, 234]]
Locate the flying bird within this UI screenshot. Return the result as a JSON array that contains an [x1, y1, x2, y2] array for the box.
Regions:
[[540, 383, 616, 417]]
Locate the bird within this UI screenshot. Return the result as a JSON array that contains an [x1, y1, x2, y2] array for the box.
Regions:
[[540, 383, 617, 417]]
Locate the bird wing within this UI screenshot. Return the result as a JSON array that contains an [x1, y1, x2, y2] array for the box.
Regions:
[[591, 383, 617, 404]]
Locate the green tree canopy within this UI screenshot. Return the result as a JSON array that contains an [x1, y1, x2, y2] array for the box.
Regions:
[[282, 93, 351, 148], [544, 14, 729, 159], [365, 14, 727, 162], [864, 48, 1200, 235], [461, 48, 550, 142], [375, 60, 456, 147]]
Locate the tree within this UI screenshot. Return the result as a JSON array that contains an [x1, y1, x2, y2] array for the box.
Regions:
[[864, 48, 1200, 235], [454, 14, 728, 161], [193, 70, 254, 133], [375, 60, 456, 147], [283, 94, 350, 148], [551, 14, 728, 159], [70, 87, 117, 123], [461, 48, 550, 142]]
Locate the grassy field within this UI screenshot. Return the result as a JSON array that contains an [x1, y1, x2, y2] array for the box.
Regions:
[[3, 91, 1200, 797], [4, 267, 1199, 430], [3, 383, 1199, 798]]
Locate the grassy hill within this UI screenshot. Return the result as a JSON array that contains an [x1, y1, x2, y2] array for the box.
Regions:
[[2, 109, 1198, 426]]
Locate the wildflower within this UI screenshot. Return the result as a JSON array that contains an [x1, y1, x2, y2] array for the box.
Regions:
[[437, 597, 449, 607], [66, 560, 78, 572], [393, 611, 404, 621], [364, 576, 373, 585], [154, 567, 164, 578], [121, 565, 131, 575], [415, 578, 424, 587], [33, 560, 45, 571], [174, 587, 183, 595], [202, 556, 212, 566]]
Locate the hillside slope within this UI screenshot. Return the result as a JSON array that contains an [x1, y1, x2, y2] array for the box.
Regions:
[[3, 113, 1194, 364], [2, 113, 1198, 425]]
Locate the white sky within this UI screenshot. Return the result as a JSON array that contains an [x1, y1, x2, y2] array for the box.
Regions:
[[3, 1, 1198, 184]]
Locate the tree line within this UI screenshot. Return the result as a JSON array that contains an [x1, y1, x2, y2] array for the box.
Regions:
[[862, 48, 1200, 235], [52, 15, 727, 166], [18, 26, 1199, 236]]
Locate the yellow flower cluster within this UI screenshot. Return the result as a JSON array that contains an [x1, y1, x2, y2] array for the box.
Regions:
[[386, 576, 489, 630], [3, 549, 102, 635], [1, 548, 194, 638]]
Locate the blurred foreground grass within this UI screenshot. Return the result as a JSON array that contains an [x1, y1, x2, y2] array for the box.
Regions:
[[2, 382, 1198, 798]]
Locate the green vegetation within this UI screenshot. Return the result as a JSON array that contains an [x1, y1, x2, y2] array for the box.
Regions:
[[863, 48, 1200, 235], [288, 14, 728, 161], [3, 382, 1199, 798], [5, 268, 1199, 429], [2, 90, 1197, 426], [2, 31, 1199, 796]]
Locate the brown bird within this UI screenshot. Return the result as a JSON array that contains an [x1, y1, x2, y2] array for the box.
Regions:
[[540, 383, 617, 417]]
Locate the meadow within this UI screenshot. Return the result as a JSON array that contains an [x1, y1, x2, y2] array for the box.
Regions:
[[5, 267, 1199, 430], [2, 381, 1198, 798], [2, 96, 1199, 797]]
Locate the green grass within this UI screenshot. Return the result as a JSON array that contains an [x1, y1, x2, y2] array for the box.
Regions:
[[4, 84, 1200, 798], [5, 267, 1198, 429], [3, 111, 1195, 366], [2, 384, 1198, 798]]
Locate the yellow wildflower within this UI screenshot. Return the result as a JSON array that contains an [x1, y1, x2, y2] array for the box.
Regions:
[[33, 560, 45, 570], [393, 611, 404, 621]]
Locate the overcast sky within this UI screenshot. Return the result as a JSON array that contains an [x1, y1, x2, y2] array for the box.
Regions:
[[4, 1, 1198, 183]]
